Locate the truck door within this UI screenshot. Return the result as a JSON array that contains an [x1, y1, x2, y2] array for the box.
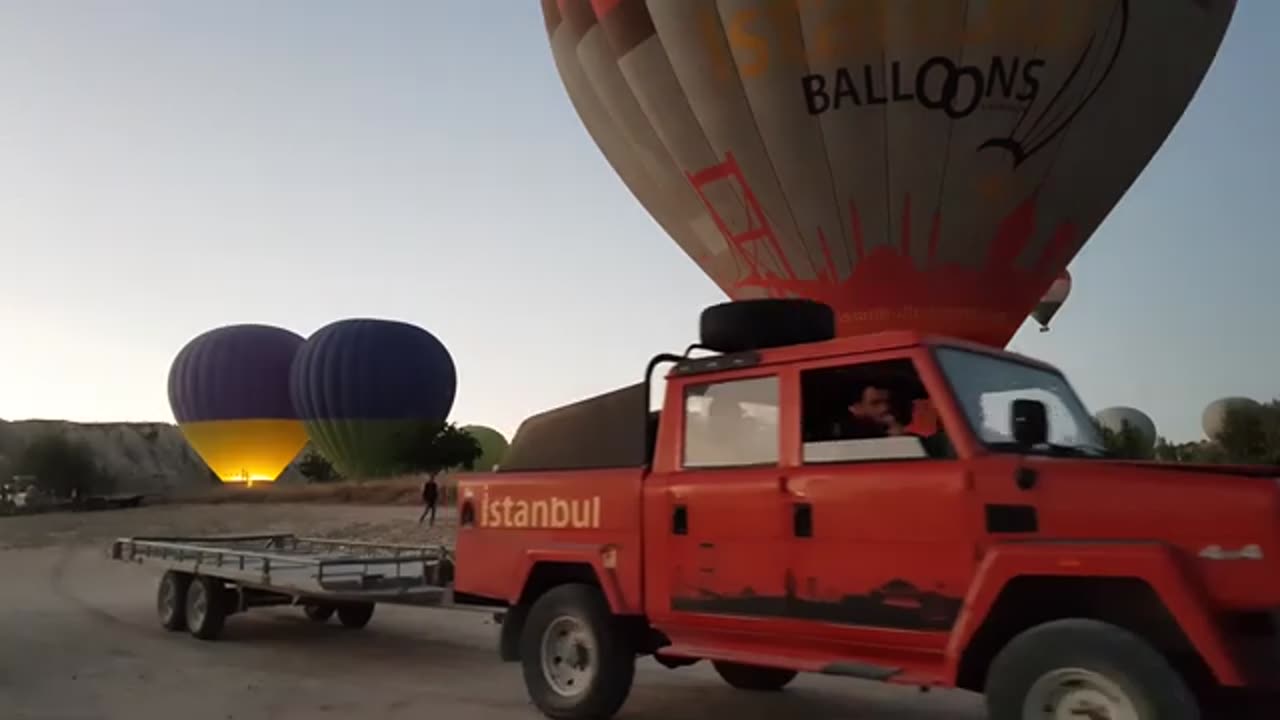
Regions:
[[644, 370, 793, 636], [781, 351, 977, 650]]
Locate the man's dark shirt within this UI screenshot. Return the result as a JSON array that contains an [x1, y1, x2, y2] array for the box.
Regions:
[[422, 480, 439, 505], [831, 414, 891, 440]]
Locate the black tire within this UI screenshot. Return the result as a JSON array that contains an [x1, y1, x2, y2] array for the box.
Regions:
[[699, 299, 835, 353], [336, 602, 375, 629], [157, 571, 191, 631], [303, 603, 335, 623], [519, 583, 635, 720], [712, 661, 797, 692], [1202, 689, 1280, 720], [185, 576, 228, 641], [985, 618, 1200, 720]]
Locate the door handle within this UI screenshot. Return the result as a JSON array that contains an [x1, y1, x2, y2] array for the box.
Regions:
[[793, 502, 813, 538]]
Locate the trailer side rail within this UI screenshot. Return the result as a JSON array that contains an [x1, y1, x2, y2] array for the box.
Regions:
[[110, 533, 453, 603]]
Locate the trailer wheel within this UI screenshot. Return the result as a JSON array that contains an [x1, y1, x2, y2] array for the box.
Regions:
[[519, 583, 635, 720], [984, 618, 1199, 720], [157, 571, 191, 631], [185, 576, 228, 641], [337, 602, 375, 629], [711, 661, 797, 692], [303, 604, 335, 623]]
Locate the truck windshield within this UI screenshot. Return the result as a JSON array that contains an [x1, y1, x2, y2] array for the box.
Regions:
[[933, 347, 1107, 457]]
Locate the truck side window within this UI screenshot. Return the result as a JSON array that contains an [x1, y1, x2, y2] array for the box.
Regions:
[[682, 375, 780, 469], [800, 359, 954, 463]]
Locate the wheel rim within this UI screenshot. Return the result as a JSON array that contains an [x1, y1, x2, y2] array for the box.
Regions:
[[158, 577, 177, 620], [187, 581, 207, 629], [540, 615, 597, 698], [1024, 668, 1141, 720]]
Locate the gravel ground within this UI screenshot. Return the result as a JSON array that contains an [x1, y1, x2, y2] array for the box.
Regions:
[[0, 503, 991, 720], [0, 503, 451, 551]]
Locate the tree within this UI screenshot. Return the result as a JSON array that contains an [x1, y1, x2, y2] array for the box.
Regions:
[[1096, 420, 1154, 460], [298, 449, 342, 484], [1209, 399, 1280, 465], [393, 422, 483, 480], [15, 432, 115, 500], [1153, 437, 1220, 464]]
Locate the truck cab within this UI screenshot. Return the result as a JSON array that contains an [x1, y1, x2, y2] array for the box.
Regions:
[[454, 305, 1280, 720]]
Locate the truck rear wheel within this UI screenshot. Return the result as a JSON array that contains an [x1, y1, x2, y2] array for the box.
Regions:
[[984, 618, 1199, 720], [712, 661, 797, 691], [157, 571, 191, 631], [519, 583, 635, 720]]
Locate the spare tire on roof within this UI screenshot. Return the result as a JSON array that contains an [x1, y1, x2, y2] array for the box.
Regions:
[[699, 299, 836, 354]]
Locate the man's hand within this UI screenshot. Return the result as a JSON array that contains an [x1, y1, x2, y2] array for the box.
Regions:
[[879, 413, 905, 436]]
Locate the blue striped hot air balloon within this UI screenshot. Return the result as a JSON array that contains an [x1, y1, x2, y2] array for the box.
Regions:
[[289, 318, 457, 478], [167, 324, 308, 484]]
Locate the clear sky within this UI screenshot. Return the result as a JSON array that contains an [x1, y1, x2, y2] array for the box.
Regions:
[[0, 1, 1275, 444]]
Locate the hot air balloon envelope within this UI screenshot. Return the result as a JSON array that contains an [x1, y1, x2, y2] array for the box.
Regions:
[[1095, 406, 1157, 452], [1202, 396, 1261, 440], [168, 324, 308, 483], [290, 319, 457, 479], [1032, 270, 1072, 331], [544, 0, 1236, 347], [460, 425, 509, 472]]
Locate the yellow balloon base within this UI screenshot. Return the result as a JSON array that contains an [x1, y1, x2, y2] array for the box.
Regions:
[[178, 419, 309, 484]]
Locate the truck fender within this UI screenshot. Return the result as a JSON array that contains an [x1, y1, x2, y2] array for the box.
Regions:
[[513, 545, 628, 614], [943, 541, 1245, 687], [494, 546, 628, 663]]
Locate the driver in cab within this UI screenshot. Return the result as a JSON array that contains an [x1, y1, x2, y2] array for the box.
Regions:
[[838, 383, 905, 439]]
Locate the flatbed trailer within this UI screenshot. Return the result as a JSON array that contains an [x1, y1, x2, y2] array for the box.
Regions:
[[109, 533, 476, 640]]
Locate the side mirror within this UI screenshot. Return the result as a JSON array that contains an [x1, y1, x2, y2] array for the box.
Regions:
[[1011, 399, 1049, 447]]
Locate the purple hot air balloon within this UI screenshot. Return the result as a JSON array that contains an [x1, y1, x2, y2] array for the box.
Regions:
[[167, 324, 308, 483], [289, 318, 457, 478]]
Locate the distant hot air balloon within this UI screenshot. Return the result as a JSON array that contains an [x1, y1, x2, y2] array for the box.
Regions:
[[1031, 270, 1072, 332], [167, 324, 308, 485], [1202, 396, 1262, 440], [543, 0, 1236, 347], [289, 319, 457, 479], [459, 425, 509, 472], [1095, 406, 1157, 452]]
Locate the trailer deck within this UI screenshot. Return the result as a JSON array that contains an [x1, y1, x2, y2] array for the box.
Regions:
[[110, 533, 467, 640]]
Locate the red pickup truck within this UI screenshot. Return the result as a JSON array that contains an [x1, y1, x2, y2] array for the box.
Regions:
[[453, 300, 1280, 720]]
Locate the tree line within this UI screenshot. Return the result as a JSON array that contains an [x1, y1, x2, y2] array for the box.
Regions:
[[0, 432, 117, 507], [1099, 399, 1280, 464], [297, 421, 483, 484]]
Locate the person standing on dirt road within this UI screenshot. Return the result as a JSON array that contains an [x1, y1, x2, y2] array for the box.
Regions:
[[418, 476, 439, 527]]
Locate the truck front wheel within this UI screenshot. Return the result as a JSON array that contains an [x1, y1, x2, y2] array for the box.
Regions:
[[519, 583, 635, 720], [712, 661, 797, 691], [985, 618, 1199, 720]]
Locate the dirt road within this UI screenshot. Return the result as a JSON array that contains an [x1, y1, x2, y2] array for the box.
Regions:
[[0, 504, 984, 720]]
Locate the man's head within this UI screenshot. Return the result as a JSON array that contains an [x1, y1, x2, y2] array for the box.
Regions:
[[849, 384, 892, 421]]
